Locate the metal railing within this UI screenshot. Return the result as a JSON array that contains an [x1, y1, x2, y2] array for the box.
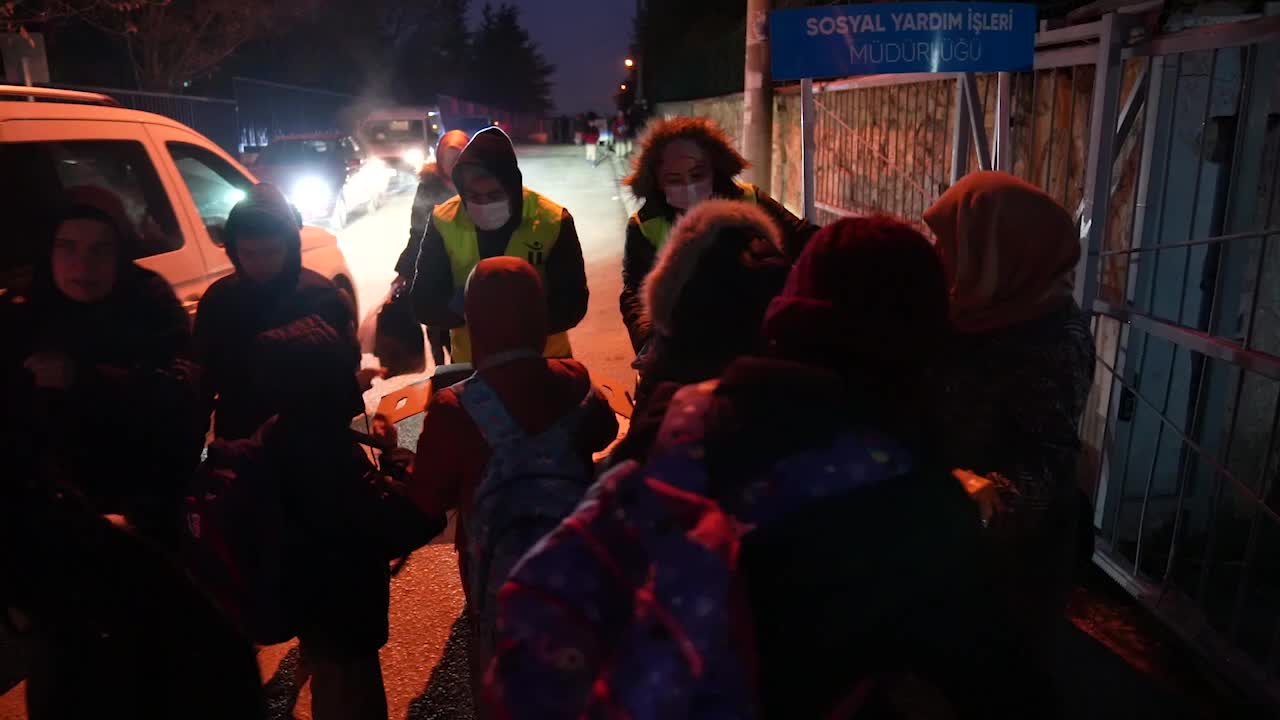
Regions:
[[1082, 20, 1280, 702], [233, 77, 354, 152], [42, 83, 239, 154]]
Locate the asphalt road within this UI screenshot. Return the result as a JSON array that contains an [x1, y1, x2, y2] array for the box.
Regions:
[[0, 144, 636, 720]]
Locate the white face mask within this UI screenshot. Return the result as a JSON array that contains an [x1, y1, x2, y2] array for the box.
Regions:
[[663, 180, 714, 210], [468, 199, 511, 231]]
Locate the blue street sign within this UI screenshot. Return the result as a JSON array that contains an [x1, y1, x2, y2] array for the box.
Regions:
[[769, 3, 1037, 80]]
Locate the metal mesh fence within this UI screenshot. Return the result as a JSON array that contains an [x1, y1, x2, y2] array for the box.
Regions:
[[1084, 34, 1280, 696], [45, 84, 239, 154]]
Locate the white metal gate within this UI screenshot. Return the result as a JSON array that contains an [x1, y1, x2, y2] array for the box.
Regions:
[[789, 10, 1280, 705]]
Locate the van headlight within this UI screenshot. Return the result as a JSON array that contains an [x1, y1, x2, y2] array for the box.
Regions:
[[401, 148, 426, 169], [290, 176, 333, 215]]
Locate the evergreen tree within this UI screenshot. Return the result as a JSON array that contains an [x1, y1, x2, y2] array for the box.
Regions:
[[465, 3, 555, 113], [396, 0, 471, 102]]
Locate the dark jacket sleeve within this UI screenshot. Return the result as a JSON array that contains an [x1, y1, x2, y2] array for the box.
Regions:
[[410, 216, 464, 329], [757, 192, 818, 260], [395, 183, 438, 279], [191, 282, 227, 432], [585, 389, 621, 455], [619, 217, 656, 353], [92, 278, 198, 423], [305, 284, 362, 378], [545, 210, 589, 335], [607, 380, 678, 467], [86, 279, 203, 498]]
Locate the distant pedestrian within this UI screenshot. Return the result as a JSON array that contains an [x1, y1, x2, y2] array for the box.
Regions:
[[612, 110, 632, 157], [614, 199, 790, 456], [1, 186, 201, 544], [582, 119, 600, 165], [410, 127, 589, 365], [923, 171, 1095, 678], [393, 129, 470, 367], [409, 257, 617, 715], [620, 116, 816, 355], [489, 216, 1030, 720], [194, 184, 359, 441]]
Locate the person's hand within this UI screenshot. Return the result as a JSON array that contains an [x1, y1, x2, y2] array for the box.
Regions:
[[24, 352, 75, 390], [357, 366, 387, 391], [952, 468, 1006, 527]]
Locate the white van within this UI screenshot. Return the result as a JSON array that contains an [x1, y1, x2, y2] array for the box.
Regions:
[[0, 86, 357, 318], [356, 106, 441, 182]]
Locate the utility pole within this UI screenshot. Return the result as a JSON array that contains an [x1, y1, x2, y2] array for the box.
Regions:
[[743, 0, 772, 194], [634, 0, 645, 108]]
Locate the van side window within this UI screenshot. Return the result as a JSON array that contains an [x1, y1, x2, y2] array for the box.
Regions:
[[166, 142, 253, 230], [0, 141, 181, 295]]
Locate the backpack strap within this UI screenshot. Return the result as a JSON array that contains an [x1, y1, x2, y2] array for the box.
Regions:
[[512, 384, 602, 458], [453, 375, 525, 449]]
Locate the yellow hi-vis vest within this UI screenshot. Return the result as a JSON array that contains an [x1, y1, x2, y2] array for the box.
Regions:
[[434, 188, 572, 364], [636, 181, 760, 250]]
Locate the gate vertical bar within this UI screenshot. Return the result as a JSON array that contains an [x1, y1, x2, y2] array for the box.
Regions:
[[801, 77, 817, 223], [962, 72, 993, 172], [1075, 12, 1127, 309], [950, 76, 971, 185], [996, 71, 1013, 172]]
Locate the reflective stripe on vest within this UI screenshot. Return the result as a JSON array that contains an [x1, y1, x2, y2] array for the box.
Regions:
[[434, 188, 572, 363], [636, 182, 760, 250]]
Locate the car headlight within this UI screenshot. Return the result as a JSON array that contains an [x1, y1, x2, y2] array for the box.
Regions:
[[290, 176, 333, 213], [401, 148, 426, 169]]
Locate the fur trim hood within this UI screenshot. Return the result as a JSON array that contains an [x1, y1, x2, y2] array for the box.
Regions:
[[643, 199, 784, 338]]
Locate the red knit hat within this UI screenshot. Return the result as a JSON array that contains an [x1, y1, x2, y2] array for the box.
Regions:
[[762, 216, 950, 375]]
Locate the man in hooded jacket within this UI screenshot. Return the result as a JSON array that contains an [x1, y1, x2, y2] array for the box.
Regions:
[[194, 184, 360, 441], [2, 186, 201, 543], [410, 128, 589, 365]]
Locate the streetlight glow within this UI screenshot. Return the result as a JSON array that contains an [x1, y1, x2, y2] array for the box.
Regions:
[[620, 84, 628, 91], [624, 58, 635, 68]]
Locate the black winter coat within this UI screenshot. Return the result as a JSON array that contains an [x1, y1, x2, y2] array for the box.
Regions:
[[395, 166, 454, 279], [259, 415, 391, 658], [619, 187, 815, 353], [193, 268, 357, 441], [2, 266, 200, 518]]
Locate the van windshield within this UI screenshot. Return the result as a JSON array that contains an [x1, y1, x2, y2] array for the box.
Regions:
[[365, 119, 425, 144]]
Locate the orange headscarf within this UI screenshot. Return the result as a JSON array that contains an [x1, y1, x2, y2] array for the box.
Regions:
[[923, 171, 1080, 334]]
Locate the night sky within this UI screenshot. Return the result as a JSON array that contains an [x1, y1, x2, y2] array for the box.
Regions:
[[468, 0, 636, 115]]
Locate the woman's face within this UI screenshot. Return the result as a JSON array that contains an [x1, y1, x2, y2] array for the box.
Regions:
[[236, 233, 289, 284], [658, 139, 712, 188], [52, 218, 119, 303], [439, 146, 463, 179]]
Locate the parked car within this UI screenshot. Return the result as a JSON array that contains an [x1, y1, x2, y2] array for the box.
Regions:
[[248, 133, 392, 229], [0, 85, 358, 319]]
